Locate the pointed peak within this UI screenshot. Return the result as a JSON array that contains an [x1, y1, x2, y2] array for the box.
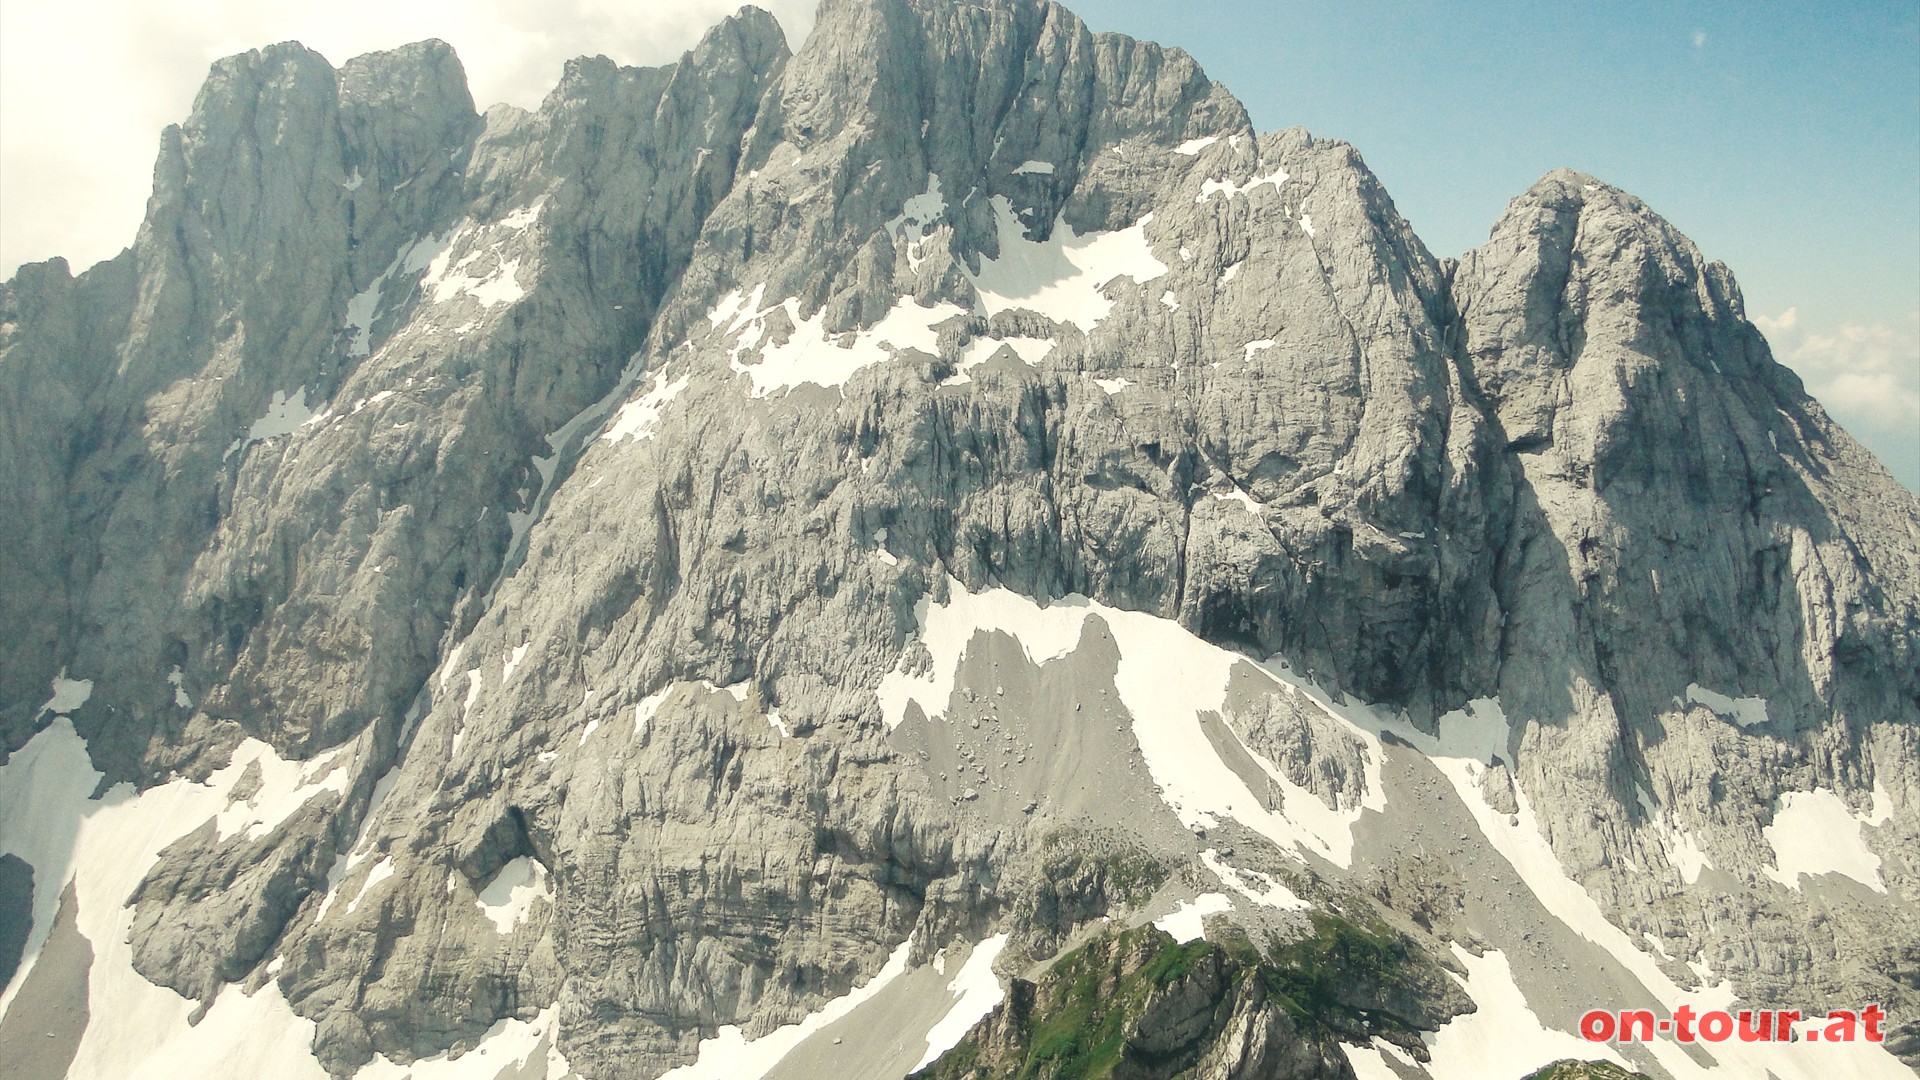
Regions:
[[695, 5, 792, 72], [198, 41, 336, 95], [342, 38, 461, 69], [338, 40, 476, 122], [551, 6, 790, 101], [183, 43, 340, 146], [1476, 168, 1710, 279], [1503, 168, 1672, 231]]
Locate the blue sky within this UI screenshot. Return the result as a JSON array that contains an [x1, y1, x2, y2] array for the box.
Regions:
[[2, 0, 1914, 485]]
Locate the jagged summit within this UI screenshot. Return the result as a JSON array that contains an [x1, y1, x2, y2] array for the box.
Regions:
[[2, 2, 1916, 1078]]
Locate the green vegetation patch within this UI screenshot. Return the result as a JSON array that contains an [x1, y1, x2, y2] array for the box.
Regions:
[[1018, 926, 1212, 1080], [913, 908, 1444, 1080], [1036, 828, 1171, 903], [1259, 910, 1416, 1036]]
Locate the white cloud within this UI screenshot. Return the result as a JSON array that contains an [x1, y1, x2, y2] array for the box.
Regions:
[[1752, 307, 1798, 335], [1760, 307, 1920, 488], [1691, 29, 1707, 49], [0, 0, 815, 277]]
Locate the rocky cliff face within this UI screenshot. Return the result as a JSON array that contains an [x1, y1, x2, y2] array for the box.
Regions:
[[2, 2, 1915, 1079]]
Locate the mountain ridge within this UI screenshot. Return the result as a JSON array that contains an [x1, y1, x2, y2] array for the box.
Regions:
[[1, 2, 1915, 1078]]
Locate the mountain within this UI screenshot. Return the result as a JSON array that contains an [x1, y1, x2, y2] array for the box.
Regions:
[[1, 2, 1915, 1078]]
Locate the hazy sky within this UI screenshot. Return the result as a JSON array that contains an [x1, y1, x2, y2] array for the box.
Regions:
[[2, 0, 1914, 487]]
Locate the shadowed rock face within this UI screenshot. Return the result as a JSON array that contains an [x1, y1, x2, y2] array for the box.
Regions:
[[0, 882, 89, 1080], [0, 855, 29, 990], [1, 1, 1916, 1077]]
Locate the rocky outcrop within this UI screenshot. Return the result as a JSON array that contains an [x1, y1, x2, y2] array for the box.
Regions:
[[1526, 1062, 1655, 1080], [913, 918, 1459, 1080]]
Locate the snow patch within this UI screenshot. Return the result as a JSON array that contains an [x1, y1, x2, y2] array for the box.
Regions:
[[1299, 213, 1315, 237], [347, 390, 395, 417], [1011, 160, 1055, 175], [1201, 849, 1308, 910], [1153, 893, 1232, 943], [503, 642, 530, 683], [872, 527, 900, 567], [886, 173, 949, 272], [442, 257, 524, 307], [658, 936, 915, 1080], [167, 666, 193, 708], [474, 856, 553, 934], [1093, 377, 1132, 395], [1420, 946, 1629, 1080], [1682, 683, 1769, 727], [115, 981, 332, 1080], [36, 670, 93, 718], [340, 232, 459, 358], [941, 334, 1053, 386], [1196, 165, 1288, 203], [705, 680, 751, 703], [721, 291, 966, 397], [1173, 136, 1219, 156], [1687, 953, 1717, 986], [463, 669, 483, 715], [1864, 780, 1893, 826], [1663, 824, 1713, 884], [1242, 339, 1275, 363], [706, 283, 760, 329], [498, 202, 543, 232], [634, 686, 671, 736], [226, 388, 322, 460], [887, 173, 947, 242], [315, 762, 404, 923], [964, 195, 1167, 334], [343, 856, 395, 917], [1210, 487, 1263, 515], [354, 1006, 568, 1080], [1763, 788, 1885, 893], [914, 934, 1010, 1071], [1634, 783, 1714, 885], [213, 745, 351, 842], [438, 647, 466, 696], [342, 277, 386, 357], [601, 370, 690, 445], [420, 206, 543, 310]]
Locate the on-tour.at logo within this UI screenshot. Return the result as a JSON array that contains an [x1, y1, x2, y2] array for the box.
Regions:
[[1579, 1004, 1887, 1045]]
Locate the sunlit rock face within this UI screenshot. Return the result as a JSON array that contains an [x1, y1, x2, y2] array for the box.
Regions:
[[1, 2, 1915, 1078]]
